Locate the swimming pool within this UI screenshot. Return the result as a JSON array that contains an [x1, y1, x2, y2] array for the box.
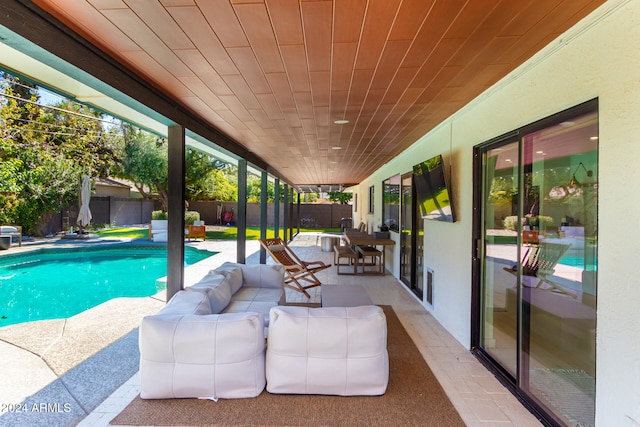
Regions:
[[0, 245, 215, 327], [559, 255, 597, 269]]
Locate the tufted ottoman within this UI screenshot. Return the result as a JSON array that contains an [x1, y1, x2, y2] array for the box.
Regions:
[[266, 305, 388, 396]]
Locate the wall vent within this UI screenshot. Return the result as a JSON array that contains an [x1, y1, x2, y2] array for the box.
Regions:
[[426, 267, 434, 306]]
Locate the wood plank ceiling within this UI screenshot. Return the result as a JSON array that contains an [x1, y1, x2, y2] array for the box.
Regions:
[[32, 0, 604, 189]]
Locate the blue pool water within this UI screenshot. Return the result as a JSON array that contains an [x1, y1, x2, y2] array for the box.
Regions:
[[559, 255, 597, 270], [0, 245, 215, 327]]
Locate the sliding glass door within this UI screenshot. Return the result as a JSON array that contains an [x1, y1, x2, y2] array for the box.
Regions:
[[400, 173, 423, 299], [479, 138, 520, 376], [473, 101, 598, 427]]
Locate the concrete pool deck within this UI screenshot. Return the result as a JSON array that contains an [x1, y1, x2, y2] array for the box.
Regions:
[[0, 233, 261, 426]]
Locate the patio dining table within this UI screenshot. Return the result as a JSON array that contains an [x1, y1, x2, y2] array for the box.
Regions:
[[343, 231, 395, 275]]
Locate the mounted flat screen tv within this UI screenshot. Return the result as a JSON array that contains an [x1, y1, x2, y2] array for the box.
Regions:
[[413, 154, 456, 222]]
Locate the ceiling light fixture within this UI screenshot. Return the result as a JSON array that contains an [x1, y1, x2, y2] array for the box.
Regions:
[[567, 162, 593, 188], [333, 119, 349, 125], [331, 146, 343, 150]]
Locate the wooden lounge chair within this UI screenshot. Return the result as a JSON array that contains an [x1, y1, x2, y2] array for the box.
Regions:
[[260, 237, 330, 298], [503, 242, 575, 298]]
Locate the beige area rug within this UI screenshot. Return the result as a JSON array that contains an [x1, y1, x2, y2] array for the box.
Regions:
[[111, 306, 465, 427]]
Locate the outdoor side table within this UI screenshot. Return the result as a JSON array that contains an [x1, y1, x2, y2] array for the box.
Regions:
[[318, 233, 342, 252]]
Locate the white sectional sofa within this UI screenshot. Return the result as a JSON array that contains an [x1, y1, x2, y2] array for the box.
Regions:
[[139, 262, 389, 400], [139, 262, 285, 400]]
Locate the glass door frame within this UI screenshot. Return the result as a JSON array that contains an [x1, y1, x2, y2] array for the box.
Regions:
[[400, 172, 423, 299], [471, 99, 598, 427]]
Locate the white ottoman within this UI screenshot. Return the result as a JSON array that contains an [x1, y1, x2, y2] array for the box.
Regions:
[[266, 305, 388, 396]]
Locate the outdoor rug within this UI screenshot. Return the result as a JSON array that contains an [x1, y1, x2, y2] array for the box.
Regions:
[[111, 305, 465, 427]]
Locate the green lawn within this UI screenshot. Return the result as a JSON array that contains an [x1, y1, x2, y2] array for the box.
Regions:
[[95, 227, 149, 239], [95, 226, 340, 240]]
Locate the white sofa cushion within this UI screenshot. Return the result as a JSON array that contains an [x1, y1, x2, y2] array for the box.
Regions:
[[186, 273, 232, 313], [212, 263, 244, 294], [266, 305, 389, 396], [159, 290, 212, 316], [214, 262, 285, 290], [139, 311, 266, 400], [232, 287, 283, 303], [223, 297, 280, 328], [239, 264, 286, 289]]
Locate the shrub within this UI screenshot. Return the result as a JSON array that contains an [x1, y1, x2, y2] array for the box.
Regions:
[[503, 215, 554, 231], [152, 210, 201, 224], [185, 211, 200, 225], [152, 210, 168, 220], [503, 216, 519, 231], [536, 215, 554, 227]]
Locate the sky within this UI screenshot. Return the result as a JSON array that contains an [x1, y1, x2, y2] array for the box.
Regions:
[[38, 86, 66, 105]]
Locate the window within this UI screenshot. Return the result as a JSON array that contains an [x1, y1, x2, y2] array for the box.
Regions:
[[383, 175, 400, 232]]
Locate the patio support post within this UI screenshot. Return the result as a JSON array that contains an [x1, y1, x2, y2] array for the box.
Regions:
[[167, 124, 185, 301], [296, 191, 301, 236], [236, 159, 247, 264], [260, 170, 268, 264], [274, 178, 280, 240], [283, 184, 289, 242], [289, 188, 295, 241]]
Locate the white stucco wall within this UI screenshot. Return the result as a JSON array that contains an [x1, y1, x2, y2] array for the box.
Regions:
[[353, 0, 640, 424]]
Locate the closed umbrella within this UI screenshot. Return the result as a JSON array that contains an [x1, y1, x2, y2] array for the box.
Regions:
[[77, 175, 92, 228]]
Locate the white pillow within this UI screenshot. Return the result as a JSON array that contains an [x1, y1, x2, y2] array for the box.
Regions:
[[187, 273, 232, 313], [158, 291, 212, 316], [212, 263, 244, 294]]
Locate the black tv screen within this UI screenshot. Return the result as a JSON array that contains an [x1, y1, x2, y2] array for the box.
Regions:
[[413, 155, 456, 222]]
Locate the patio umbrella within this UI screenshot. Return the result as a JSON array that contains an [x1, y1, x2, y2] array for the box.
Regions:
[[77, 175, 92, 228]]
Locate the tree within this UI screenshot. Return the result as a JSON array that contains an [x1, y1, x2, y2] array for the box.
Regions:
[[246, 175, 276, 202], [327, 191, 353, 204], [205, 168, 237, 201], [185, 150, 229, 200], [117, 124, 232, 210], [118, 124, 169, 209], [0, 73, 119, 234]]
